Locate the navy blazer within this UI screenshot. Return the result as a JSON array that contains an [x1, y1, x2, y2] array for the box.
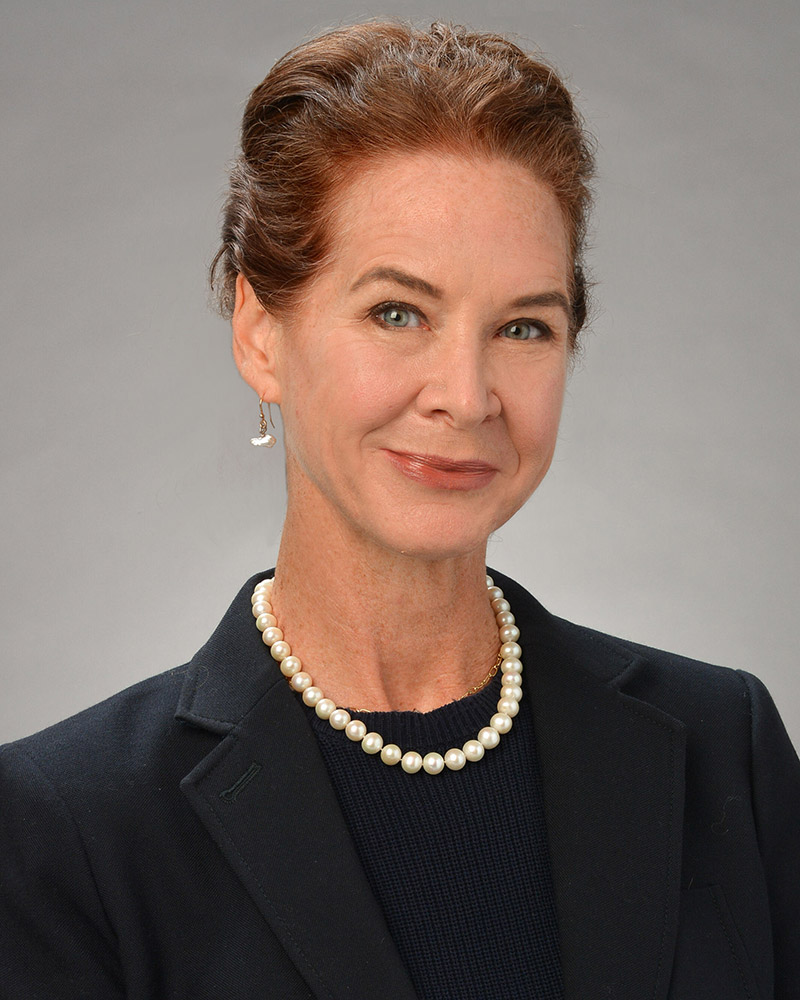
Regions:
[[1, 570, 798, 999]]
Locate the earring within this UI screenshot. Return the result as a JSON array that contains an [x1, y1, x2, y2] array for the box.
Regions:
[[250, 398, 277, 448]]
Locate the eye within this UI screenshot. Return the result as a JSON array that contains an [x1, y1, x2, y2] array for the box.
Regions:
[[499, 320, 551, 341], [371, 302, 425, 329]]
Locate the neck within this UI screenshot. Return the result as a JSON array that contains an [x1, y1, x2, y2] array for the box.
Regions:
[[270, 497, 499, 712]]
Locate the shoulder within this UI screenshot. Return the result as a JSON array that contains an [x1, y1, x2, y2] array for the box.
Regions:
[[0, 665, 203, 824], [0, 664, 233, 995], [0, 569, 277, 812], [0, 661, 226, 944], [494, 568, 792, 749], [563, 616, 792, 761], [562, 617, 753, 716], [2, 665, 184, 761]]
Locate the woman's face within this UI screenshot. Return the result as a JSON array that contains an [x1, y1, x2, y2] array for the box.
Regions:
[[242, 152, 571, 561]]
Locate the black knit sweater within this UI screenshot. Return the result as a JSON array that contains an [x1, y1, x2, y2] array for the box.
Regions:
[[309, 672, 563, 1000]]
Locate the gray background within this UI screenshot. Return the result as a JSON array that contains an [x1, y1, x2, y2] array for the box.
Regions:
[[2, 0, 798, 746]]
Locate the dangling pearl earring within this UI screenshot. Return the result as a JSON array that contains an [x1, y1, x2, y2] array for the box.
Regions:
[[250, 398, 277, 448]]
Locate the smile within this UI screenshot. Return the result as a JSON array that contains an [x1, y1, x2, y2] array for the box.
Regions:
[[384, 451, 499, 491]]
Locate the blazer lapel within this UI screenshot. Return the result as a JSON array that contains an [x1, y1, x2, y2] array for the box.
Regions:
[[503, 574, 687, 1000], [175, 576, 418, 1000]]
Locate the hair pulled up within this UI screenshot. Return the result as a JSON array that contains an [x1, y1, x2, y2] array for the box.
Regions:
[[211, 20, 596, 338]]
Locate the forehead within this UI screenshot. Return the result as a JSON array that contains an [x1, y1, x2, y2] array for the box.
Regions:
[[321, 152, 569, 295]]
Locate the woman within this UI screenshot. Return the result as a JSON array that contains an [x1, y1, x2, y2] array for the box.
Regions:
[[1, 20, 797, 1000]]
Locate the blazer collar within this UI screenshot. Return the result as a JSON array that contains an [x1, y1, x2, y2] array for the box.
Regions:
[[177, 571, 686, 1000]]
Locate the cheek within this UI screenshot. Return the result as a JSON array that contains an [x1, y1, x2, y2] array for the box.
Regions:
[[542, 374, 567, 434], [328, 345, 415, 430], [511, 368, 566, 456], [286, 340, 414, 451]]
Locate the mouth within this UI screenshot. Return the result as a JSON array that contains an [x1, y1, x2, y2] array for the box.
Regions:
[[384, 450, 499, 491]]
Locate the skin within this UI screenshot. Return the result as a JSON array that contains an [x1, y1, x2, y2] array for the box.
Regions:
[[233, 151, 571, 712]]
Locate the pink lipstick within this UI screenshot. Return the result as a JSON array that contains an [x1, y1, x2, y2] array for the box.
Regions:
[[384, 451, 498, 491]]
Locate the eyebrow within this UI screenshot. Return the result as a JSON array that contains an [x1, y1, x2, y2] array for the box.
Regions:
[[509, 291, 572, 316], [349, 266, 572, 319], [350, 267, 443, 299]]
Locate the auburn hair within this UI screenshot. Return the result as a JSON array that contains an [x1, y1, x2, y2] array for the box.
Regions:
[[211, 20, 595, 339]]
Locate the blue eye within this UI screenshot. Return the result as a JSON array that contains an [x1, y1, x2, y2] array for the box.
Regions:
[[500, 320, 548, 341], [374, 303, 424, 328]]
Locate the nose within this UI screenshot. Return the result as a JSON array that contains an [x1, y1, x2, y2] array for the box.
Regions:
[[415, 335, 501, 429]]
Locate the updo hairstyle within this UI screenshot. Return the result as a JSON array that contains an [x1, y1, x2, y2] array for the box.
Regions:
[[211, 20, 595, 339]]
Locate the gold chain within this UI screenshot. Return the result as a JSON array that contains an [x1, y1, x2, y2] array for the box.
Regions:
[[464, 652, 502, 697]]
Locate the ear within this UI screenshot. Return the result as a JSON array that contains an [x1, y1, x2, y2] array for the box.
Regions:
[[231, 274, 283, 404]]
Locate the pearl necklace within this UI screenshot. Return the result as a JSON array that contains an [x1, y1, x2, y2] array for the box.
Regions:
[[251, 575, 523, 774]]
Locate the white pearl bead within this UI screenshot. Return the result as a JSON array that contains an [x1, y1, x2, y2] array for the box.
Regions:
[[491, 712, 513, 734], [501, 657, 523, 674], [262, 626, 284, 645], [497, 697, 519, 717], [279, 655, 302, 677], [501, 684, 523, 702], [315, 698, 336, 719], [362, 732, 384, 754], [252, 601, 272, 617], [445, 748, 466, 770], [500, 641, 522, 660], [255, 612, 278, 631], [463, 739, 485, 762], [502, 671, 522, 687], [495, 611, 515, 627], [487, 586, 504, 602], [401, 751, 423, 773], [381, 743, 402, 765], [499, 624, 521, 643], [478, 726, 500, 749], [345, 720, 367, 742], [422, 752, 445, 775], [491, 598, 510, 614], [329, 709, 351, 731], [485, 575, 494, 587], [270, 640, 291, 661], [289, 671, 312, 692], [302, 686, 323, 706], [253, 580, 272, 593]]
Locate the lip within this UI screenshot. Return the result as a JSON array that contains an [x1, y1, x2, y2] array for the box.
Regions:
[[384, 450, 499, 491]]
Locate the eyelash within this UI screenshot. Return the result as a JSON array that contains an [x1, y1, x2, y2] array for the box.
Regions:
[[368, 300, 554, 341], [368, 301, 428, 330], [500, 319, 554, 342]]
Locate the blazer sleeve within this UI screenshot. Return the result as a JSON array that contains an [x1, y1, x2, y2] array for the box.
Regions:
[[0, 744, 124, 998], [738, 670, 800, 999]]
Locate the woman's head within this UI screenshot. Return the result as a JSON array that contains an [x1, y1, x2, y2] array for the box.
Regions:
[[211, 19, 595, 343], [233, 151, 572, 561]]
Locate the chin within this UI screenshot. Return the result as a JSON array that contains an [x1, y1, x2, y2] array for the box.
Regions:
[[353, 479, 538, 561], [365, 514, 502, 563]]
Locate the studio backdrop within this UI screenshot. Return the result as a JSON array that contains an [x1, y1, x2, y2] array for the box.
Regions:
[[2, 0, 798, 746]]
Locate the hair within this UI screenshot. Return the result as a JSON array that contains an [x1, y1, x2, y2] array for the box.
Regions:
[[210, 19, 596, 340]]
